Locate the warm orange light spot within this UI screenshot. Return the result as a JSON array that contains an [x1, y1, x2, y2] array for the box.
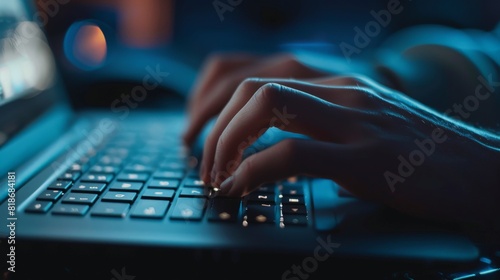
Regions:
[[118, 0, 174, 47], [73, 24, 107, 66]]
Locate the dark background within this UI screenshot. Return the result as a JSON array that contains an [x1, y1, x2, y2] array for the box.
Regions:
[[39, 0, 500, 109]]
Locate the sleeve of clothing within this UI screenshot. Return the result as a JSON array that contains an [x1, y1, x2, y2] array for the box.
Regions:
[[371, 23, 500, 131]]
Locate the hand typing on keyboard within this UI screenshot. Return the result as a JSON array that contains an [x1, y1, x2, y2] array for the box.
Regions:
[[183, 51, 500, 231]]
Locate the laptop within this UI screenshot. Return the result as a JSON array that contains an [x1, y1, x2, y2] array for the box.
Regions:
[[0, 1, 494, 279]]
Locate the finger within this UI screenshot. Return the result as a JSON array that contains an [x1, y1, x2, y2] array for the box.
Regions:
[[200, 78, 369, 183], [307, 74, 396, 97], [305, 75, 370, 87], [210, 83, 361, 187], [183, 54, 327, 147], [218, 138, 351, 197], [182, 73, 242, 147], [183, 55, 259, 146], [187, 53, 259, 114]]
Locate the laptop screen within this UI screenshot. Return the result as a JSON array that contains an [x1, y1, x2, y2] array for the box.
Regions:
[[0, 0, 67, 148], [0, 0, 75, 188]]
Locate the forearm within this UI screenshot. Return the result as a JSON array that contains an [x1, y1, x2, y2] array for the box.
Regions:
[[371, 25, 500, 132]]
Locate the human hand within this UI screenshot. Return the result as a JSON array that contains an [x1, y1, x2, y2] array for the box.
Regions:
[[182, 52, 328, 147], [197, 73, 500, 228]]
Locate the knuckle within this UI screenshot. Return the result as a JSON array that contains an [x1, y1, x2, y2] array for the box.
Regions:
[[253, 83, 283, 109], [237, 78, 265, 97], [338, 75, 369, 87]]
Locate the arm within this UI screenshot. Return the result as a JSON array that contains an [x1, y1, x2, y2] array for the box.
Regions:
[[202, 76, 500, 231], [183, 24, 500, 232], [371, 24, 500, 131]]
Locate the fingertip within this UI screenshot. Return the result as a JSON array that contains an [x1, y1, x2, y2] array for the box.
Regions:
[[182, 125, 198, 148], [200, 164, 211, 186]]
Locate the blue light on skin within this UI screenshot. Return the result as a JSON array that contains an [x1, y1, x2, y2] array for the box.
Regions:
[[479, 268, 500, 275], [63, 20, 108, 71], [453, 274, 476, 280], [479, 257, 492, 264]]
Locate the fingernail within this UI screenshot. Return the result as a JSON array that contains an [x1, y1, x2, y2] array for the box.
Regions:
[[208, 187, 220, 198], [219, 176, 234, 194]]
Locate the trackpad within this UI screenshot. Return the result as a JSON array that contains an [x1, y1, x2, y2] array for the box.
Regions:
[[311, 179, 379, 231]]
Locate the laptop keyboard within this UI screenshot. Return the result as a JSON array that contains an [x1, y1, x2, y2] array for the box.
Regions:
[[24, 125, 310, 228]]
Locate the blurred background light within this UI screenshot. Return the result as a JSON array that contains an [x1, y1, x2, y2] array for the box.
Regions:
[[117, 0, 174, 47], [64, 20, 108, 71]]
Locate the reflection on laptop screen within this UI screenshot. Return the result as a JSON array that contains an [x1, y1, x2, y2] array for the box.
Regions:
[[0, 21, 56, 106], [0, 0, 64, 148]]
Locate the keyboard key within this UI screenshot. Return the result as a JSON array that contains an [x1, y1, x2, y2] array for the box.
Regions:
[[148, 179, 179, 189], [67, 162, 89, 173], [159, 161, 185, 170], [91, 202, 129, 217], [58, 171, 81, 181], [116, 172, 150, 182], [124, 163, 154, 173], [109, 181, 143, 192], [102, 191, 137, 203], [131, 155, 159, 165], [137, 147, 163, 154], [246, 204, 275, 224], [109, 139, 135, 147], [75, 155, 94, 166], [187, 169, 200, 178], [98, 155, 123, 166], [52, 204, 89, 216], [47, 180, 72, 191], [207, 198, 240, 223], [282, 195, 305, 205], [164, 153, 187, 161], [130, 199, 170, 219], [183, 178, 205, 188], [283, 215, 308, 226], [153, 170, 184, 180], [103, 147, 129, 156], [62, 193, 98, 204], [245, 192, 275, 204], [257, 184, 276, 194], [282, 205, 307, 215], [25, 201, 53, 213], [142, 188, 175, 200], [37, 190, 63, 201], [170, 198, 206, 220], [282, 185, 304, 196], [71, 182, 106, 193], [180, 187, 208, 197], [90, 165, 118, 174], [80, 173, 114, 183]]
